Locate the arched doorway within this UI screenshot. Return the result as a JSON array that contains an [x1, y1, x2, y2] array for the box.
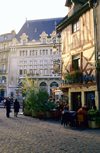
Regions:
[[39, 82, 47, 91], [50, 82, 59, 96]]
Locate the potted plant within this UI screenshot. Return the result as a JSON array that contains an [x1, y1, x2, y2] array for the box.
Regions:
[[22, 78, 56, 119], [24, 101, 32, 116], [64, 70, 82, 84], [32, 89, 55, 119], [87, 110, 100, 129], [27, 73, 30, 76], [22, 78, 39, 116]]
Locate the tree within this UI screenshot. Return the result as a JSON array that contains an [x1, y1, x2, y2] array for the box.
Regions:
[[22, 78, 39, 110], [22, 78, 52, 112]]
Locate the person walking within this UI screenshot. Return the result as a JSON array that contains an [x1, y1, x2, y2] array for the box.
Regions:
[[14, 98, 20, 117], [4, 98, 11, 118]]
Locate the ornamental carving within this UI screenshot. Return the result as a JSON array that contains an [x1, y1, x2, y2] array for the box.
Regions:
[[40, 31, 48, 38], [20, 33, 28, 40]]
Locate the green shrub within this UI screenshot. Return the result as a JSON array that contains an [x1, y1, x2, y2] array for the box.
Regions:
[[87, 110, 100, 123], [22, 78, 56, 112]]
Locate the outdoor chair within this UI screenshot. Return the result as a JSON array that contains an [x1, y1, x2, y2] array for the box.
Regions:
[[76, 113, 86, 129], [50, 110, 58, 121], [39, 110, 47, 120], [57, 109, 62, 120]]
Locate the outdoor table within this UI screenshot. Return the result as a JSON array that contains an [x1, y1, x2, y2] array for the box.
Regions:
[[69, 111, 75, 114], [50, 109, 57, 112], [50, 109, 57, 120]]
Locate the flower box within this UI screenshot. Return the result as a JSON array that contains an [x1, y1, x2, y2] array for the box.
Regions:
[[32, 110, 39, 118], [32, 110, 51, 119], [46, 111, 51, 119], [24, 109, 32, 116], [88, 120, 100, 129], [64, 70, 82, 84]]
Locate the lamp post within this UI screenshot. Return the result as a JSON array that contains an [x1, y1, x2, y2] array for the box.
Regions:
[[52, 35, 62, 84]]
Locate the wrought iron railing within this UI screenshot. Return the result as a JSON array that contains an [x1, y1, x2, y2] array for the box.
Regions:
[[0, 70, 6, 73], [1, 58, 7, 62]]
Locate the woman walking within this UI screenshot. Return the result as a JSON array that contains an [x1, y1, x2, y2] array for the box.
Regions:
[[14, 98, 20, 117]]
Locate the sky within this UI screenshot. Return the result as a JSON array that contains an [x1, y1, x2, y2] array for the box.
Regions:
[[0, 0, 68, 35]]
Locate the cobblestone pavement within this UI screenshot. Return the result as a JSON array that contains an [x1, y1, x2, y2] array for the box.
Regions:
[[0, 108, 100, 153]]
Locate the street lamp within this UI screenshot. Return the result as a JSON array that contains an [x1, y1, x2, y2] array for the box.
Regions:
[[52, 32, 61, 75], [52, 43, 57, 52]]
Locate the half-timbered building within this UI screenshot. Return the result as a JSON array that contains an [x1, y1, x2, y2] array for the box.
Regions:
[[56, 0, 99, 110]]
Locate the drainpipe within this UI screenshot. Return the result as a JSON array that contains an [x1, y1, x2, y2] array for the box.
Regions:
[[92, 0, 100, 110]]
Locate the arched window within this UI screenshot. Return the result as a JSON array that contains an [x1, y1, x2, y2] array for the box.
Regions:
[[50, 82, 59, 96], [1, 76, 6, 83], [39, 82, 47, 90], [50, 82, 58, 87]]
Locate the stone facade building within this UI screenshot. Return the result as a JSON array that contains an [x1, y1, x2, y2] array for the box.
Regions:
[[56, 0, 100, 110], [0, 30, 16, 98], [8, 18, 62, 100]]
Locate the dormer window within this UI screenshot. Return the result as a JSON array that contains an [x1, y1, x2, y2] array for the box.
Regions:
[[4, 37, 7, 40], [23, 40, 26, 45], [72, 19, 79, 33], [43, 38, 46, 44], [35, 28, 37, 33], [53, 37, 56, 43]]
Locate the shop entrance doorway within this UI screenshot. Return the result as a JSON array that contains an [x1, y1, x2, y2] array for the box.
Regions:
[[0, 89, 4, 97], [71, 92, 81, 111], [85, 91, 95, 109]]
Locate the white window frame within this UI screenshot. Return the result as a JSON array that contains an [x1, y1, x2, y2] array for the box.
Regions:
[[24, 61, 27, 65], [40, 61, 43, 65], [44, 69, 47, 75], [34, 61, 37, 65]]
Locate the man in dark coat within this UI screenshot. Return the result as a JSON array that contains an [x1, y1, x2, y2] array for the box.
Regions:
[[4, 98, 11, 118], [14, 98, 20, 117]]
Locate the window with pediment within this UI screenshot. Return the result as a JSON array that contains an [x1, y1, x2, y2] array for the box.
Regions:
[[23, 40, 26, 45], [43, 38, 46, 44], [53, 37, 56, 43]]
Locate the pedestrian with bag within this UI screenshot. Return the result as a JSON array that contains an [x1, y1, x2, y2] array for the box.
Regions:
[[14, 98, 20, 117]]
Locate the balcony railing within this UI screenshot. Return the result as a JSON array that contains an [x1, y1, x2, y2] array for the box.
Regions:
[[1, 58, 7, 62], [0, 70, 6, 73], [21, 73, 61, 78], [0, 47, 10, 52], [0, 80, 6, 83]]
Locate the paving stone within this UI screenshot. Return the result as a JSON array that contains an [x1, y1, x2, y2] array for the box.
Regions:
[[0, 108, 100, 152]]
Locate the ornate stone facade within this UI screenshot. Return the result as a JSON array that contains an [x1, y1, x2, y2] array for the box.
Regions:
[[8, 18, 62, 100]]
